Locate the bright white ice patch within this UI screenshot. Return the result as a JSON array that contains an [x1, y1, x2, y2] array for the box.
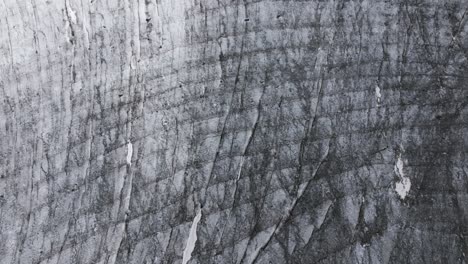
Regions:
[[395, 177, 411, 199], [394, 155, 411, 199], [182, 209, 202, 264], [126, 142, 133, 165], [375, 85, 382, 105]]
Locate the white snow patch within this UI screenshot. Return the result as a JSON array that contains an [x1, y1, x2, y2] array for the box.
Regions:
[[126, 141, 133, 165], [394, 155, 411, 199], [394, 155, 404, 178], [182, 209, 202, 264], [375, 85, 382, 105], [395, 177, 411, 200]]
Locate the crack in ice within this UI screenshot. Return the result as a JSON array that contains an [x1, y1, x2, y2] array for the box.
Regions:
[[65, 0, 77, 24]]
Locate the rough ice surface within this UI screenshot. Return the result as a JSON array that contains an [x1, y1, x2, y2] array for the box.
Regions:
[[1, 0, 468, 263]]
